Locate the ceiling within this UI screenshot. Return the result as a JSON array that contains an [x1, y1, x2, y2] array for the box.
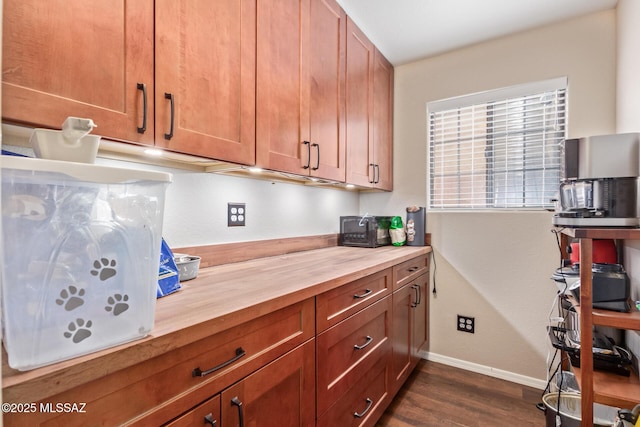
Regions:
[[336, 0, 618, 65]]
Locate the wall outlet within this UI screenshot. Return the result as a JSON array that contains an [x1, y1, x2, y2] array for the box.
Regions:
[[228, 203, 246, 227], [457, 315, 475, 333]]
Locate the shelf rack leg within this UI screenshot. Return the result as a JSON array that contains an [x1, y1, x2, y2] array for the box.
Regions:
[[579, 237, 594, 427]]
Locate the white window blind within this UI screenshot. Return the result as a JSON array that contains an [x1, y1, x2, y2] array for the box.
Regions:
[[428, 77, 566, 210]]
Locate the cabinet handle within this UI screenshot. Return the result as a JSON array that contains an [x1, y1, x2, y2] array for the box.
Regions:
[[311, 142, 320, 170], [303, 141, 311, 169], [192, 347, 246, 377], [369, 163, 376, 184], [203, 414, 217, 426], [411, 284, 419, 308], [164, 92, 175, 140], [408, 266, 419, 272], [354, 335, 373, 350], [136, 83, 147, 134], [374, 164, 380, 184], [354, 398, 373, 418], [417, 282, 422, 305], [231, 397, 244, 427], [353, 288, 372, 299]]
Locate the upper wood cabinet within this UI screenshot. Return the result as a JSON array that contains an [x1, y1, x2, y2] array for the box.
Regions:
[[3, 0, 390, 184], [3, 0, 256, 165], [256, 0, 346, 182], [154, 0, 256, 165], [345, 17, 393, 190], [2, 0, 155, 145]]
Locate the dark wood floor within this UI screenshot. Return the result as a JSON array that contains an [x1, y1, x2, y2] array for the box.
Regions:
[[376, 360, 547, 426]]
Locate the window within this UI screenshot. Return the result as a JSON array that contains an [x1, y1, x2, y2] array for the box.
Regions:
[[428, 77, 566, 210]]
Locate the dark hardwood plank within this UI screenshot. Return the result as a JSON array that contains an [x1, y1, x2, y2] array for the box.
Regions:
[[377, 360, 546, 426]]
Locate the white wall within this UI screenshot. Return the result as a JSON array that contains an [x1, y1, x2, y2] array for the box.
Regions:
[[161, 170, 359, 247], [617, 0, 640, 372], [0, 143, 360, 248], [362, 10, 617, 383]]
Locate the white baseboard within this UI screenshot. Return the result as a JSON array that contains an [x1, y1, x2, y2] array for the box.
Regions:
[[422, 351, 547, 390]]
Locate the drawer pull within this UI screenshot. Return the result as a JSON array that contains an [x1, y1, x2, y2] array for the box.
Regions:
[[311, 142, 320, 170], [136, 83, 147, 134], [411, 284, 419, 308], [192, 347, 246, 377], [303, 141, 311, 169], [353, 288, 372, 299], [354, 335, 373, 350], [354, 398, 373, 418], [408, 266, 420, 272], [164, 92, 175, 140], [203, 414, 217, 426], [231, 397, 244, 427]]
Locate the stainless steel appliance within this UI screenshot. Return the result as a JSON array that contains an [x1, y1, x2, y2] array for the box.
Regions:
[[552, 133, 640, 227], [339, 216, 392, 248]]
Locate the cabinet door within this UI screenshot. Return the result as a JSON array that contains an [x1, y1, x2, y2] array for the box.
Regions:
[[390, 272, 429, 396], [390, 284, 413, 395], [308, 0, 347, 181], [372, 49, 394, 190], [256, 0, 311, 173], [221, 340, 315, 427], [155, 0, 256, 165], [412, 273, 429, 362], [164, 395, 220, 427], [345, 17, 375, 187], [2, 0, 154, 145]]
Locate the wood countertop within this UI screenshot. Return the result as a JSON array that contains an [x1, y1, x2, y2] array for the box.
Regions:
[[2, 245, 431, 403]]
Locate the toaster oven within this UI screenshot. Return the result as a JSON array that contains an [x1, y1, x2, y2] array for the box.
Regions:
[[339, 216, 392, 248]]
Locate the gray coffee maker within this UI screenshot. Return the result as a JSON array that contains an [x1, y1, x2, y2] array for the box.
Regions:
[[552, 133, 640, 227]]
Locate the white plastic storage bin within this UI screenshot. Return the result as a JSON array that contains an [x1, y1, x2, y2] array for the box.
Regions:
[[1, 156, 172, 370]]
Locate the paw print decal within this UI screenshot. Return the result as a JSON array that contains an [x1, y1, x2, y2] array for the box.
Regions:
[[91, 258, 117, 281], [64, 318, 92, 343], [105, 293, 130, 316], [55, 286, 85, 311]]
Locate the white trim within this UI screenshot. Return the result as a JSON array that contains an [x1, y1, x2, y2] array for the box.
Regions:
[[421, 351, 547, 391]]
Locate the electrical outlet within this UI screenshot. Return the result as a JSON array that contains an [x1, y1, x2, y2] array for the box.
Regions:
[[457, 315, 475, 333], [228, 203, 246, 227]]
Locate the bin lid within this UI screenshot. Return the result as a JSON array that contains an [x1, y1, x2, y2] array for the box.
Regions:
[[1, 156, 172, 184]]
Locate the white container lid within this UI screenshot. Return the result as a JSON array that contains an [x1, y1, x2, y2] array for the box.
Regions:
[[1, 156, 172, 184]]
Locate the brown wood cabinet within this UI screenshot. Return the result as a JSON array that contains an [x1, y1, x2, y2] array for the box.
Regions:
[[3, 298, 314, 426], [345, 17, 394, 190], [165, 395, 221, 427], [316, 295, 392, 415], [154, 0, 256, 164], [221, 340, 316, 427], [2, 0, 155, 145], [3, 0, 256, 165], [2, 246, 430, 427], [3, 0, 391, 186], [256, 0, 346, 181], [390, 256, 429, 395]]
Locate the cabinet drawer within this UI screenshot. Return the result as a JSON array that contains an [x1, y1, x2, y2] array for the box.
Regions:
[[3, 298, 314, 427], [394, 255, 429, 290], [317, 268, 391, 332], [317, 295, 392, 415], [318, 351, 390, 427]]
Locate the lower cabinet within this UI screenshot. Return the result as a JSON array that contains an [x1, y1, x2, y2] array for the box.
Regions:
[[165, 395, 221, 427], [2, 253, 430, 427], [390, 273, 429, 395], [221, 340, 316, 427], [166, 340, 315, 427]]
